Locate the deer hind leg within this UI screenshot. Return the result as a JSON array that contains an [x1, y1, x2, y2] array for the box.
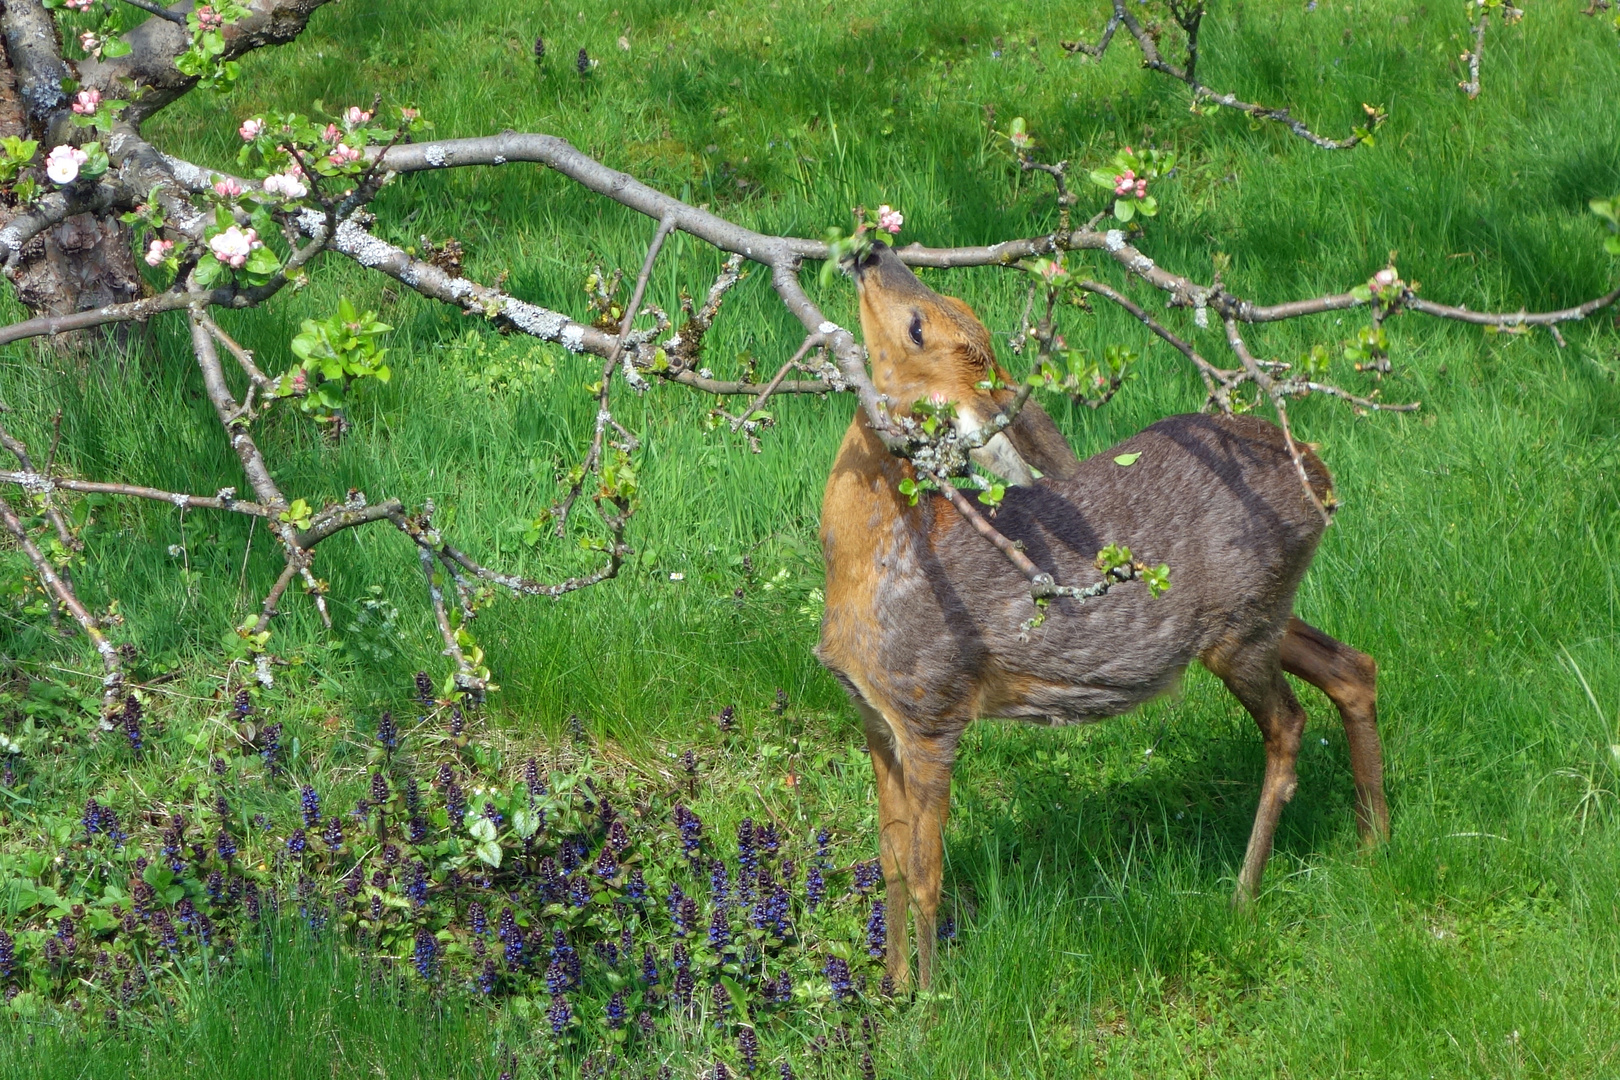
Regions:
[[1210, 644, 1307, 904], [1280, 617, 1389, 846], [858, 701, 914, 990]]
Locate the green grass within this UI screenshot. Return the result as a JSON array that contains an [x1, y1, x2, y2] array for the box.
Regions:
[[3, 0, 1620, 1075], [0, 924, 494, 1080]]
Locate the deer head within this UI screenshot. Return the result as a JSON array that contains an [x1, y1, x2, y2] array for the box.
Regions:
[[852, 242, 1037, 485]]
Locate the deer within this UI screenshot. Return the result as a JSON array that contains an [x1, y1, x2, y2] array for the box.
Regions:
[[816, 242, 1389, 992]]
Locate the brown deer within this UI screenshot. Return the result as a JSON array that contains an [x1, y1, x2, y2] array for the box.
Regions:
[[816, 243, 1389, 991]]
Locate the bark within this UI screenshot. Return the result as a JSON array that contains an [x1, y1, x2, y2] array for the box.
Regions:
[[0, 11, 139, 342]]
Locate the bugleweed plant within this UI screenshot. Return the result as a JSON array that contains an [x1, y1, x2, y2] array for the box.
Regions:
[[0, 678, 906, 1076]]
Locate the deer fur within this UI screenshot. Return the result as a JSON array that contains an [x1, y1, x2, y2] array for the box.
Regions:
[[816, 243, 1389, 991]]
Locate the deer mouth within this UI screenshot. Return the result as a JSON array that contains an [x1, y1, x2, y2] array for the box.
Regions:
[[852, 241, 928, 297]]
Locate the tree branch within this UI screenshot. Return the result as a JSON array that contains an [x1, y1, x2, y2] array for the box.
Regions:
[[1062, 0, 1378, 150], [0, 0, 70, 135], [79, 0, 338, 123]]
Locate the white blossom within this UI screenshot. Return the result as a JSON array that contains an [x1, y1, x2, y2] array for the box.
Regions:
[[45, 145, 88, 185]]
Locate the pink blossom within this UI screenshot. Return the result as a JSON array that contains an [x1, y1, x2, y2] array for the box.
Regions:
[[262, 171, 308, 199], [322, 124, 341, 143], [1373, 267, 1399, 289], [79, 32, 101, 55], [1039, 260, 1064, 282], [928, 392, 948, 406], [144, 239, 174, 267], [877, 204, 903, 234], [327, 143, 362, 167], [1135, 179, 1148, 199], [400, 108, 419, 122], [213, 177, 244, 198], [1113, 169, 1137, 196], [196, 5, 223, 30], [64, 0, 93, 10], [239, 118, 265, 141], [344, 106, 372, 127], [208, 225, 262, 270], [44, 145, 88, 185], [71, 89, 101, 116], [291, 370, 308, 393]]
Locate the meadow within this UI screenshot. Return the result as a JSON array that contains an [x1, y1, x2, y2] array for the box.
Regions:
[[2, 0, 1619, 1076]]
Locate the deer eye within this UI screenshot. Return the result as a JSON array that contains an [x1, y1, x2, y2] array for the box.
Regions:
[[908, 313, 924, 347]]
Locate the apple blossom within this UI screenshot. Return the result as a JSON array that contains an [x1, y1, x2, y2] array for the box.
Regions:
[[877, 204, 903, 234], [328, 143, 362, 166], [239, 118, 265, 141], [71, 89, 101, 116], [79, 32, 100, 55], [344, 106, 373, 126], [1113, 169, 1137, 197], [144, 239, 175, 267], [262, 172, 308, 199], [1373, 267, 1399, 289], [208, 225, 262, 269], [400, 108, 420, 122], [322, 124, 342, 143], [1135, 178, 1148, 198], [64, 0, 93, 9], [213, 178, 244, 198], [44, 145, 88, 185], [196, 6, 223, 30]]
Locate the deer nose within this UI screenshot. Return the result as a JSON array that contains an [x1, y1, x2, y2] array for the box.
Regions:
[[853, 244, 884, 280]]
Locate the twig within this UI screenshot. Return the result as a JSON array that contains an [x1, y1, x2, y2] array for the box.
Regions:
[[1223, 316, 1330, 523], [0, 472, 271, 516], [1062, 0, 1377, 150], [731, 333, 824, 432], [0, 491, 123, 711], [1460, 10, 1488, 98], [114, 0, 187, 24], [554, 214, 677, 536], [0, 422, 80, 553]]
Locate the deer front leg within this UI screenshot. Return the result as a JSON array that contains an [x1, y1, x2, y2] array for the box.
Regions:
[[1231, 672, 1307, 903], [859, 702, 913, 990], [904, 752, 955, 991]]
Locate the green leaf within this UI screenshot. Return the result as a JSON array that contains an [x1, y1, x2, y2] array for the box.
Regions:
[[474, 840, 503, 868], [193, 254, 224, 289], [244, 246, 280, 275], [512, 807, 540, 840], [1113, 198, 1135, 223], [102, 38, 132, 58], [469, 816, 497, 843], [1606, 235, 1620, 257], [1113, 452, 1141, 467]]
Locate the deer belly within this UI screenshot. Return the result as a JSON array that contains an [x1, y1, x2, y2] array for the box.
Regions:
[[976, 660, 1191, 725]]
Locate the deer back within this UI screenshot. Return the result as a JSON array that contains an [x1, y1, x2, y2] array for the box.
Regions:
[[817, 409, 1332, 734]]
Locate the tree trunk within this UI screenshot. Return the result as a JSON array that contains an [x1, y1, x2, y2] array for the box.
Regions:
[[0, 32, 141, 337]]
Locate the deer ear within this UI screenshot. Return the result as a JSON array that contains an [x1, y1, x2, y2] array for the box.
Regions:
[[940, 296, 994, 372]]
